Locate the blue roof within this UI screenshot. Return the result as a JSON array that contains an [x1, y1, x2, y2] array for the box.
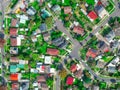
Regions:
[[0, 32, 4, 39], [39, 23, 47, 32]]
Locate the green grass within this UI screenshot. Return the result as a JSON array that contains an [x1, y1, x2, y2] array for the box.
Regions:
[[105, 0, 114, 13], [99, 82, 107, 89], [102, 56, 114, 62], [86, 0, 95, 5]]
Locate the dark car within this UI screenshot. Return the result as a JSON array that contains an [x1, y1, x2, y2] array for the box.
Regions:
[[89, 33, 94, 37], [118, 2, 120, 9], [110, 79, 116, 83], [79, 42, 83, 46]]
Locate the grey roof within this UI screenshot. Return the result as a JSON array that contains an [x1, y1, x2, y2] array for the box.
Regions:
[[39, 23, 47, 32]]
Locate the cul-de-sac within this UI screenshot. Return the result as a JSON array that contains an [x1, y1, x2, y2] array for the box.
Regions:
[[0, 0, 120, 90]]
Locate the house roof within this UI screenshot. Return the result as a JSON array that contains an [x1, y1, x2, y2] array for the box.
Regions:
[[10, 37, 17, 46], [66, 76, 74, 85], [11, 19, 17, 27], [70, 64, 77, 73], [47, 48, 59, 56], [12, 83, 19, 90], [10, 65, 17, 73], [88, 11, 98, 20], [39, 23, 47, 32], [86, 48, 98, 58], [74, 69, 83, 78], [64, 7, 72, 14], [73, 26, 84, 35], [37, 76, 46, 83], [10, 28, 17, 36], [10, 74, 18, 81], [10, 57, 19, 63]]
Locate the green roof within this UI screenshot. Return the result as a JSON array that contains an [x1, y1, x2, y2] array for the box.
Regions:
[[10, 65, 17, 73], [17, 64, 24, 68]]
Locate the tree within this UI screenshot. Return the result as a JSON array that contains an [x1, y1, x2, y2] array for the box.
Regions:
[[59, 69, 67, 79]]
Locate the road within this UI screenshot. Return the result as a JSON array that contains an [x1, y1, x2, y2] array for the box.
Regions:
[[55, 1, 120, 83], [0, 0, 10, 85]]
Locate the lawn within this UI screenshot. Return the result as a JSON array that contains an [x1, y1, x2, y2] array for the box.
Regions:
[[86, 0, 95, 5], [105, 0, 114, 13], [99, 82, 107, 89], [102, 56, 114, 62]]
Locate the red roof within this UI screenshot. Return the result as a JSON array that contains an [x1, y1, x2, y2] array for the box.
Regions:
[[47, 48, 59, 56], [11, 19, 17, 27], [37, 76, 46, 83], [97, 1, 102, 5], [66, 76, 74, 85], [10, 37, 17, 46], [64, 7, 72, 14], [70, 64, 77, 73], [88, 11, 98, 20], [12, 83, 19, 90], [10, 28, 17, 36], [73, 26, 84, 35], [10, 74, 18, 81], [104, 47, 109, 53], [86, 48, 98, 58]]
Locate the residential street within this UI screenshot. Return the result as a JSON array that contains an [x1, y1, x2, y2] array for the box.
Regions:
[[55, 0, 120, 82]]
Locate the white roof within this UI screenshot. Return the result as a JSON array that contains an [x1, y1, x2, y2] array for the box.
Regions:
[[44, 56, 52, 64], [50, 68, 55, 73], [17, 37, 21, 46]]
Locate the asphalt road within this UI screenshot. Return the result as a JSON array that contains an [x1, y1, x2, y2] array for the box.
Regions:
[[55, 1, 120, 83]]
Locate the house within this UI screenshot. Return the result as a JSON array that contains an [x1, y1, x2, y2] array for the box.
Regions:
[[47, 48, 59, 56], [86, 48, 98, 58], [88, 11, 98, 21], [100, 0, 109, 7], [70, 64, 77, 73], [10, 57, 19, 63], [51, 5, 61, 12], [41, 83, 49, 90], [92, 85, 99, 90], [41, 9, 51, 19], [10, 47, 18, 54], [97, 60, 105, 68], [12, 83, 19, 90], [38, 0, 44, 6], [10, 28, 18, 36], [105, 31, 115, 43], [39, 23, 47, 33], [74, 69, 83, 78], [43, 32, 50, 42], [10, 37, 21, 46], [31, 36, 37, 42], [97, 40, 110, 53], [95, 4, 108, 18], [44, 56, 52, 64], [64, 6, 72, 14], [11, 19, 18, 27], [0, 32, 4, 39], [66, 76, 74, 85], [73, 26, 85, 36], [19, 15, 29, 24], [10, 65, 18, 73], [37, 76, 46, 83], [10, 74, 19, 81], [27, 7, 36, 16], [19, 60, 28, 64], [110, 57, 119, 65], [107, 65, 116, 73], [20, 82, 29, 90]]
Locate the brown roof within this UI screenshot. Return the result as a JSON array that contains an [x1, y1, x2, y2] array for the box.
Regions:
[[70, 64, 77, 73], [11, 19, 17, 27], [74, 69, 83, 78], [37, 76, 46, 83], [47, 48, 59, 56], [10, 37, 17, 46], [10, 57, 19, 63], [86, 48, 98, 58], [41, 83, 49, 90], [73, 26, 84, 35], [10, 28, 17, 36], [64, 7, 72, 14]]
